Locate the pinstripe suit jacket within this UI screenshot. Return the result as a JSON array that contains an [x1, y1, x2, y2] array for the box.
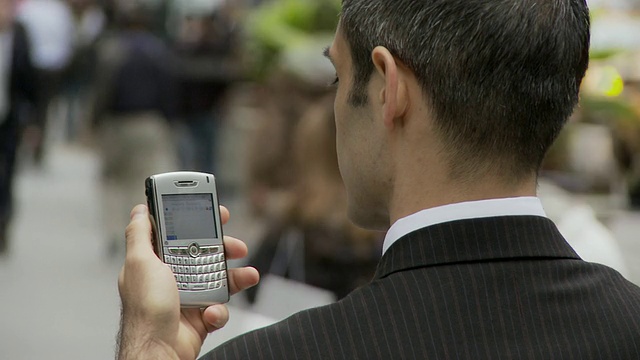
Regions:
[[201, 216, 640, 359]]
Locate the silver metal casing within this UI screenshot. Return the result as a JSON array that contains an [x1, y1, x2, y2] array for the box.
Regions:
[[146, 171, 229, 307]]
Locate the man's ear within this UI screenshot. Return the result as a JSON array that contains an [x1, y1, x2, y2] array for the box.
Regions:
[[371, 46, 408, 130]]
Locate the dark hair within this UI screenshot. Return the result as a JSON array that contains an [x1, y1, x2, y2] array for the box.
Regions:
[[341, 0, 590, 181]]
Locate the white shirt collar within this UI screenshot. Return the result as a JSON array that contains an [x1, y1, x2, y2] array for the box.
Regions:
[[382, 197, 547, 255]]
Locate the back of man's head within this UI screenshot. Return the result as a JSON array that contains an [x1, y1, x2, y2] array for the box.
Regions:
[[341, 0, 590, 183]]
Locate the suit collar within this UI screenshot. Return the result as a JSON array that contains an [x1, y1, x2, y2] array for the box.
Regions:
[[374, 216, 580, 280], [383, 197, 547, 255]]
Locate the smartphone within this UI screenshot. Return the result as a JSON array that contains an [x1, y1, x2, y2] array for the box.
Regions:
[[145, 171, 229, 307]]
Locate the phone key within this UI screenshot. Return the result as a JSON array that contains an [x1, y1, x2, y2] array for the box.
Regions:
[[220, 271, 227, 279], [188, 283, 205, 291], [208, 282, 219, 290], [219, 254, 225, 262], [220, 262, 226, 270], [197, 274, 204, 283], [190, 283, 207, 290]]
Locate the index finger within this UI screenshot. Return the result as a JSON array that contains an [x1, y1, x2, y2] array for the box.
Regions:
[[220, 205, 229, 225], [223, 236, 248, 260]]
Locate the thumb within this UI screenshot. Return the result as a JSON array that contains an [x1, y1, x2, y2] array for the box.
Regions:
[[124, 204, 155, 258]]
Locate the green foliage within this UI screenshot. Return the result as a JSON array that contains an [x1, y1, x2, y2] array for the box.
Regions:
[[243, 0, 341, 81], [581, 95, 640, 125]]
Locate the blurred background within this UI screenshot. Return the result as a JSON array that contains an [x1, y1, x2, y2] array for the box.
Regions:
[[0, 0, 639, 358]]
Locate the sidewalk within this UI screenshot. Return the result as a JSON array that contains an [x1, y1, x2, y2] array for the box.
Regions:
[[0, 144, 122, 359]]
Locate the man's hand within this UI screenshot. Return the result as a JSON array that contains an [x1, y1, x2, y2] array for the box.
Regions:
[[117, 204, 260, 360]]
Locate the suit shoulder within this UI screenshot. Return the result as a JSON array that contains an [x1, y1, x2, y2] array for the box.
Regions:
[[201, 292, 373, 360]]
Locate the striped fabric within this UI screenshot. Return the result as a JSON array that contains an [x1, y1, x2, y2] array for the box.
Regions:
[[201, 216, 640, 359]]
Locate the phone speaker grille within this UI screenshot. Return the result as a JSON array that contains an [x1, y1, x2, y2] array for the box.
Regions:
[[174, 181, 198, 188]]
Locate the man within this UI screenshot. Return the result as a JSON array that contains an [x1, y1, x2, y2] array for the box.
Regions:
[[0, 0, 35, 253], [117, 0, 640, 359]]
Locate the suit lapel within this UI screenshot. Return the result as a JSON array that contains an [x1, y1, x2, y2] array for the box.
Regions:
[[375, 216, 581, 280]]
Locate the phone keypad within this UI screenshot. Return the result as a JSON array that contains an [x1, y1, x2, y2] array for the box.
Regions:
[[165, 246, 227, 291]]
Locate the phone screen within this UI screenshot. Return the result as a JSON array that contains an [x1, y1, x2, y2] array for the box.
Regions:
[[162, 194, 218, 241]]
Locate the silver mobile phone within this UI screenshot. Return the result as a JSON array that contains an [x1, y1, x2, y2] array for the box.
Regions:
[[145, 171, 229, 307]]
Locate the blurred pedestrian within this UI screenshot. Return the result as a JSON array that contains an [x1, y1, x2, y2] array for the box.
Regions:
[[0, 0, 36, 253], [62, 0, 106, 142], [170, 1, 240, 174], [246, 95, 381, 304], [91, 2, 177, 256], [16, 0, 74, 165]]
